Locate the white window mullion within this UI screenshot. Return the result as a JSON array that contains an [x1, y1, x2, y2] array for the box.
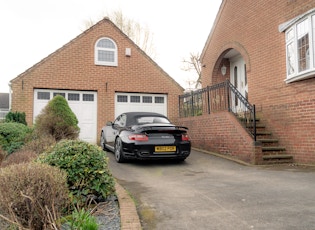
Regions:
[[312, 15, 315, 68], [294, 26, 299, 75], [296, 19, 309, 72], [308, 16, 312, 68], [286, 28, 297, 76]]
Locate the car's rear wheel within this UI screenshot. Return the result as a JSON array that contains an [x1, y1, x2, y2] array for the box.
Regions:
[[114, 137, 125, 163]]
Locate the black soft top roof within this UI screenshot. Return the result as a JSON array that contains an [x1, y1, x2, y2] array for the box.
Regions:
[[122, 112, 168, 126]]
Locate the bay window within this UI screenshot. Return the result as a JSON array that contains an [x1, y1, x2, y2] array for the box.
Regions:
[[280, 9, 315, 82]]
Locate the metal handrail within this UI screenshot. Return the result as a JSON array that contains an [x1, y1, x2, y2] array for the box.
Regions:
[[179, 80, 256, 140]]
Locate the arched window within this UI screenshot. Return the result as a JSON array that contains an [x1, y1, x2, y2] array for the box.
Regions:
[[95, 37, 118, 66]]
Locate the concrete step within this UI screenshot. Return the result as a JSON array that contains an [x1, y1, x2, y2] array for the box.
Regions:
[[263, 154, 293, 159], [259, 139, 279, 144], [262, 146, 286, 152], [256, 131, 272, 136], [238, 117, 260, 122], [258, 139, 279, 147], [262, 154, 294, 164], [246, 123, 265, 129]]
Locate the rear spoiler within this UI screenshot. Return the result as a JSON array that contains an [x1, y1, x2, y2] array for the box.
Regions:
[[131, 125, 189, 132]]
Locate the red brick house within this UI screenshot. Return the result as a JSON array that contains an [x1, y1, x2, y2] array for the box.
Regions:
[[179, 0, 315, 164], [10, 18, 183, 143]]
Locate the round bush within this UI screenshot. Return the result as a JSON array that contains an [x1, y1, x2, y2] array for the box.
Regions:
[[38, 140, 116, 207], [35, 95, 79, 141], [0, 162, 69, 229]]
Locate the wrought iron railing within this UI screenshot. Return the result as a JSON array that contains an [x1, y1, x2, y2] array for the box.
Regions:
[[179, 80, 256, 140]]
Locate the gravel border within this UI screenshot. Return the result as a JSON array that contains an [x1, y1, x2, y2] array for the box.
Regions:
[[61, 195, 121, 230], [94, 196, 121, 230]]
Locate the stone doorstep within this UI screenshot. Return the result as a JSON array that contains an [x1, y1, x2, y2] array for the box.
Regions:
[[115, 182, 142, 230]]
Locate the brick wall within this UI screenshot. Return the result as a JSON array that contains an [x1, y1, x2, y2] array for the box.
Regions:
[[178, 111, 261, 164], [261, 98, 315, 163], [10, 19, 183, 138], [195, 0, 315, 164]]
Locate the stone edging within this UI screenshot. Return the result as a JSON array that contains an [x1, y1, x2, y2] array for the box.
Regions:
[[115, 182, 142, 230]]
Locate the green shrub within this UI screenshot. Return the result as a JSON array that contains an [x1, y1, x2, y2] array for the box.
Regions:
[[35, 95, 79, 141], [0, 122, 31, 154], [5, 111, 27, 125], [38, 140, 116, 208], [0, 162, 70, 230]]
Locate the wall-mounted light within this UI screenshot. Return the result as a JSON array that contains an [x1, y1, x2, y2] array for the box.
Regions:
[[125, 48, 131, 57], [221, 65, 227, 76]]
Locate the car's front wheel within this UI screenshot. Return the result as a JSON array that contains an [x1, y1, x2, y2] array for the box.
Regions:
[[114, 137, 125, 163]]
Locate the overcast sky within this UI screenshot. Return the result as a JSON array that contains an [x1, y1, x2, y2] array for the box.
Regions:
[[0, 0, 221, 93]]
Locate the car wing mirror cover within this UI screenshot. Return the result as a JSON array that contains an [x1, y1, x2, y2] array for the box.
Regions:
[[106, 121, 113, 126]]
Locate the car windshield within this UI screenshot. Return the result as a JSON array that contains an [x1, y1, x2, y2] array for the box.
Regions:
[[136, 116, 170, 125]]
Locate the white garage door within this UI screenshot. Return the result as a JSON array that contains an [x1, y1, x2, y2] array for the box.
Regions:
[[33, 89, 97, 143], [115, 93, 167, 118]]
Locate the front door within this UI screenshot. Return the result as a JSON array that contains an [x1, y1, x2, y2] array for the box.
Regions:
[[230, 56, 248, 113]]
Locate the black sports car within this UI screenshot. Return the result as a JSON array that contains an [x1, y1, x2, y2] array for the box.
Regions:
[[100, 112, 191, 162]]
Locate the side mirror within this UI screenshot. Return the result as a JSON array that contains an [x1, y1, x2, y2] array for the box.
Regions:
[[106, 121, 113, 126]]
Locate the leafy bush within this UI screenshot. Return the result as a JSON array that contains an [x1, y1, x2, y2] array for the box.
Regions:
[[0, 149, 37, 168], [35, 95, 79, 141], [0, 122, 31, 154], [38, 140, 116, 208], [0, 162, 70, 230], [5, 111, 27, 125]]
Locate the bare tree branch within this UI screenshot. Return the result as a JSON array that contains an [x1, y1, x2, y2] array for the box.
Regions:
[[83, 10, 156, 59], [182, 52, 202, 89]]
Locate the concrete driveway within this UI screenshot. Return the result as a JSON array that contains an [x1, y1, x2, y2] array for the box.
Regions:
[[107, 149, 315, 230]]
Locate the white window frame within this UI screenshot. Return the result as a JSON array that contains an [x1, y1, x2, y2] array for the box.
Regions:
[[280, 8, 315, 83], [94, 37, 118, 66]]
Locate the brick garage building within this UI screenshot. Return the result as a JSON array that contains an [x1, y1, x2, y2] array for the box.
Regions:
[[10, 18, 183, 143], [179, 0, 315, 164]]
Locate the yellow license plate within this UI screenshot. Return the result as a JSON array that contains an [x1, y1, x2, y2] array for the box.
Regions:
[[155, 146, 176, 152]]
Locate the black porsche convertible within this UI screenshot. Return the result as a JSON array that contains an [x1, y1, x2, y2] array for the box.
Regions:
[[100, 112, 191, 162]]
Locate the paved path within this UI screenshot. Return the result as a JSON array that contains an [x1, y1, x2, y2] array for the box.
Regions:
[[109, 149, 315, 230]]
